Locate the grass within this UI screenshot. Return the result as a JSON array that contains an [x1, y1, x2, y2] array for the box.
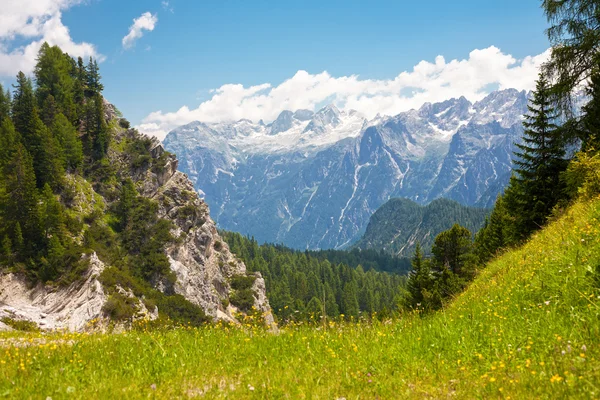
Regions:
[[1, 198, 600, 399]]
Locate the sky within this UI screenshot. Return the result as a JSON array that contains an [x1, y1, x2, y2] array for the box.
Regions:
[[0, 0, 552, 140]]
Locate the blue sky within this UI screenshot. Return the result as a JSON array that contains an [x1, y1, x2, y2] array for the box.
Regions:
[[2, 0, 551, 138]]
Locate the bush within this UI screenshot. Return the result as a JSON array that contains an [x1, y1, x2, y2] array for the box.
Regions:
[[230, 289, 255, 312], [213, 240, 223, 251], [230, 274, 256, 291], [118, 118, 130, 129], [562, 152, 600, 200], [1, 317, 39, 332], [103, 293, 137, 321]]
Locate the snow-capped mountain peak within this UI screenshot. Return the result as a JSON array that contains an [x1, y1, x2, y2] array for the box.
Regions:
[[163, 88, 528, 250]]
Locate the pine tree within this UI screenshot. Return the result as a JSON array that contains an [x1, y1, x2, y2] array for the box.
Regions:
[[85, 57, 104, 97], [2, 144, 42, 257], [0, 118, 21, 172], [511, 74, 568, 237], [84, 93, 109, 159], [341, 280, 360, 319], [40, 183, 66, 240], [35, 43, 76, 121], [11, 72, 37, 148], [51, 113, 83, 172], [431, 224, 476, 279], [30, 114, 65, 189], [0, 84, 10, 121], [406, 242, 433, 309], [581, 65, 600, 152]]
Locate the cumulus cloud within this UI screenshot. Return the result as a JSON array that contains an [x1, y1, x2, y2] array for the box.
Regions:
[[0, 0, 103, 77], [140, 46, 551, 140], [122, 12, 158, 50]]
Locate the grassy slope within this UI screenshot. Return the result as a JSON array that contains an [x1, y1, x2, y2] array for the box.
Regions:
[[1, 198, 600, 399]]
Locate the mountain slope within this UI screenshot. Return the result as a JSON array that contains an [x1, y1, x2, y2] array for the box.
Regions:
[[354, 198, 489, 256], [0, 101, 274, 330], [164, 89, 528, 250], [4, 195, 599, 398]]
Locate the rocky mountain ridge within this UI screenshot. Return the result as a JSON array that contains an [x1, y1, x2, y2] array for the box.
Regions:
[[164, 89, 529, 250]]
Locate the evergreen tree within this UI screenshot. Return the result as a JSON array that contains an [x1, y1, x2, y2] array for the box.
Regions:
[[84, 93, 109, 159], [11, 72, 37, 148], [34, 43, 76, 121], [431, 224, 477, 280], [542, 0, 600, 115], [406, 242, 433, 310], [73, 57, 87, 123], [30, 114, 65, 189], [0, 84, 10, 121], [510, 75, 568, 237], [341, 280, 360, 319], [0, 118, 21, 172], [2, 144, 42, 258], [474, 195, 515, 263], [40, 94, 58, 127], [581, 65, 600, 152], [85, 57, 104, 97], [51, 113, 83, 172], [40, 183, 66, 241]]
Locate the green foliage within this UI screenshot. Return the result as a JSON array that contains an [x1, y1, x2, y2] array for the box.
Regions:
[[3, 198, 600, 398], [405, 243, 434, 310], [34, 43, 76, 122], [405, 225, 479, 312], [99, 266, 209, 326], [222, 231, 405, 323], [355, 197, 489, 256], [52, 113, 83, 172], [103, 293, 137, 321], [562, 151, 600, 200], [0, 83, 10, 121], [542, 0, 600, 116], [476, 75, 572, 263], [0, 317, 39, 332]]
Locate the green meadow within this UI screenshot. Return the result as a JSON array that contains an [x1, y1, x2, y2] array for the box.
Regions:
[[2, 197, 600, 399]]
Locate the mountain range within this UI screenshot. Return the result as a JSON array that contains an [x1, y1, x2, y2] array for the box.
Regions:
[[163, 89, 528, 250]]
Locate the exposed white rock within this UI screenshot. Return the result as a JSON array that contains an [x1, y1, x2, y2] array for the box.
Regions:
[[0, 253, 107, 331]]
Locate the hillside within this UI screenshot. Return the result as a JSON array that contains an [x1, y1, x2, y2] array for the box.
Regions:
[[354, 197, 489, 256], [163, 90, 527, 250], [0, 45, 273, 330], [2, 196, 599, 398]]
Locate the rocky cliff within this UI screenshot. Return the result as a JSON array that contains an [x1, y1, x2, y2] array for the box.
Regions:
[[0, 102, 274, 331]]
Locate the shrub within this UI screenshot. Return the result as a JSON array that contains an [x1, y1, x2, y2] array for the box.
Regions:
[[1, 317, 39, 332], [230, 289, 255, 312], [562, 151, 600, 200], [103, 293, 137, 321], [230, 274, 256, 291], [118, 118, 130, 129], [213, 240, 223, 251]]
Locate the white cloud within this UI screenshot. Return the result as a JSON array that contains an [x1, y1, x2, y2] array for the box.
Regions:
[[140, 46, 551, 140], [122, 12, 158, 50], [0, 0, 103, 77]]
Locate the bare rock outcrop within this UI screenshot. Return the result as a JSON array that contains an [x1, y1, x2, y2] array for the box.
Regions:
[[108, 111, 274, 324], [0, 253, 107, 331]]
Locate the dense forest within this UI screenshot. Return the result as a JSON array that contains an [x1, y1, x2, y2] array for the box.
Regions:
[[222, 231, 407, 322], [0, 43, 210, 325], [354, 197, 489, 256]]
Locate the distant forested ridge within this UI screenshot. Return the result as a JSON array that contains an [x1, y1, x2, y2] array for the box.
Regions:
[[354, 198, 490, 256]]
